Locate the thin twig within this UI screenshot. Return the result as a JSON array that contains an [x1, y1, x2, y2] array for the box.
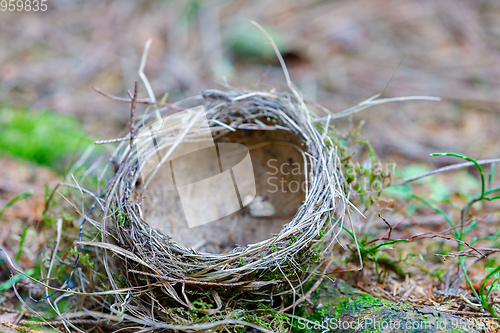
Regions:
[[138, 38, 155, 103], [364, 215, 406, 246], [393, 159, 500, 186], [279, 255, 334, 312], [19, 319, 103, 326], [408, 217, 482, 242], [46, 217, 62, 290], [0, 321, 38, 333], [91, 86, 183, 110], [128, 270, 256, 287], [420, 235, 484, 258], [129, 82, 138, 149]]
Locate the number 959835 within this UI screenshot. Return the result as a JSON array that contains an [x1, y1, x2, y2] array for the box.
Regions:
[[1, 0, 48, 11]]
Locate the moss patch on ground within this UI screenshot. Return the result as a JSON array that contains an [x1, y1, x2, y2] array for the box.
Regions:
[[0, 105, 95, 173], [291, 279, 482, 333]]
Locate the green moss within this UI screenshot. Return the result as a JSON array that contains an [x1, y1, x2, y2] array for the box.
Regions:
[[0, 105, 96, 172], [324, 122, 392, 209], [308, 244, 322, 263], [290, 279, 476, 333], [116, 209, 129, 227], [235, 310, 290, 333]]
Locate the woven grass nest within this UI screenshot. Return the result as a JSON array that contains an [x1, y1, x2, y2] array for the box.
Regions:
[[97, 86, 350, 315], [60, 75, 435, 331]]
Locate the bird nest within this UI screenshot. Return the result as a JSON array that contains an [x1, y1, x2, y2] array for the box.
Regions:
[[40, 79, 435, 331], [98, 87, 350, 309]]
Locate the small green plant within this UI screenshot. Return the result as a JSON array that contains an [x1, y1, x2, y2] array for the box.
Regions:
[[0, 190, 34, 264], [0, 268, 35, 292], [116, 209, 129, 227], [288, 235, 298, 246], [15, 224, 29, 263], [0, 190, 33, 220], [338, 150, 500, 311], [373, 152, 500, 317], [484, 268, 500, 298], [69, 248, 95, 269]]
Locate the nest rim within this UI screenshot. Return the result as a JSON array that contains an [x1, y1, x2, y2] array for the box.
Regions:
[[102, 88, 348, 284]]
